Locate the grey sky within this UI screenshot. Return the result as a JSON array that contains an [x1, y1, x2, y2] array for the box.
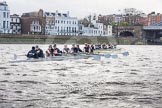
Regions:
[[4, 0, 162, 18]]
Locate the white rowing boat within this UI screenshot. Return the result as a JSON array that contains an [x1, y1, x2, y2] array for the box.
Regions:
[[10, 53, 92, 63], [94, 48, 122, 54], [9, 50, 129, 63]]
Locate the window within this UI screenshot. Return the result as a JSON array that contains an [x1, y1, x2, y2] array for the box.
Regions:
[[10, 25, 13, 29], [7, 12, 9, 18], [7, 21, 8, 28], [3, 12, 6, 18], [4, 6, 7, 10], [3, 21, 5, 28], [58, 27, 59, 31], [67, 27, 68, 32]]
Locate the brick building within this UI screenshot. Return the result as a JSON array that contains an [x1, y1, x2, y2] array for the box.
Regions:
[[21, 9, 45, 35]]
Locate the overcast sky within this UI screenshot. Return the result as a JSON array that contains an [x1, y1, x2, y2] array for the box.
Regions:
[[4, 0, 162, 18]]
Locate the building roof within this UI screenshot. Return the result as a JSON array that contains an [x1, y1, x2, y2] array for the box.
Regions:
[[44, 12, 68, 18], [0, 2, 8, 6], [10, 14, 19, 17]]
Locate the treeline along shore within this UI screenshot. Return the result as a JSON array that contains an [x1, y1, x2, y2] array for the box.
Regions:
[[0, 34, 145, 45]]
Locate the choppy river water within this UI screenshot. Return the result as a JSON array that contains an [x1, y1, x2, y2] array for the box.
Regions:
[[0, 45, 162, 108]]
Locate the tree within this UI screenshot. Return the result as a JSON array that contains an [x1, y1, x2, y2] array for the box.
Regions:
[[123, 8, 145, 26], [80, 18, 91, 27], [123, 8, 144, 16]]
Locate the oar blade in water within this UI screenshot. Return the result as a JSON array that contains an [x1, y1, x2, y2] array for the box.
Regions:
[[111, 55, 118, 59], [93, 55, 101, 61], [104, 54, 111, 58], [122, 52, 129, 56], [14, 54, 17, 60]]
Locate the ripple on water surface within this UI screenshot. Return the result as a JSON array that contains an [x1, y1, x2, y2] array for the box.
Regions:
[[0, 45, 162, 108]]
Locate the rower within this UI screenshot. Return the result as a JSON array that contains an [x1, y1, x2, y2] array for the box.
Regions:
[[76, 44, 83, 53], [53, 44, 62, 56], [26, 46, 38, 58], [83, 43, 90, 53], [63, 44, 70, 54], [102, 44, 107, 49], [46, 45, 54, 57], [90, 44, 95, 53], [71, 44, 78, 54], [36, 45, 44, 58]]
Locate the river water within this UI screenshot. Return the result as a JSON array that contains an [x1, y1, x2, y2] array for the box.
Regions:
[[0, 45, 162, 108]]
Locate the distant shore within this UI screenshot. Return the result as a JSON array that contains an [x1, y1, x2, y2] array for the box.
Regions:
[[0, 34, 145, 45]]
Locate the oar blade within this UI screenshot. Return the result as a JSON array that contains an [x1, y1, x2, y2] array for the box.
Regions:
[[14, 54, 17, 60], [104, 54, 111, 58], [111, 55, 118, 59], [93, 55, 101, 61], [122, 52, 129, 56]]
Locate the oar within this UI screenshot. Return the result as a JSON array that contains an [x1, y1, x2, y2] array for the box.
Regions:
[[111, 54, 118, 59], [104, 54, 111, 58], [93, 54, 101, 61], [14, 54, 17, 60], [13, 54, 26, 60], [122, 52, 129, 56], [102, 51, 129, 59]]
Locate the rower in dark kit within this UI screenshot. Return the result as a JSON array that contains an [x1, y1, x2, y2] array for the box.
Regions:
[[76, 44, 83, 53], [36, 45, 44, 58], [71, 44, 78, 54], [90, 44, 95, 53], [27, 46, 38, 58], [83, 43, 90, 53]]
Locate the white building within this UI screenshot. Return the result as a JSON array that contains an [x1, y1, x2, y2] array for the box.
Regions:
[[44, 11, 79, 36], [30, 20, 42, 34], [79, 16, 104, 36], [0, 1, 11, 33], [79, 14, 112, 36], [10, 14, 21, 34], [103, 25, 112, 36]]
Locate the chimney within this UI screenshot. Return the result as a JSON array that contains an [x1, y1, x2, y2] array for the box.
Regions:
[[67, 11, 70, 17], [56, 10, 58, 16]]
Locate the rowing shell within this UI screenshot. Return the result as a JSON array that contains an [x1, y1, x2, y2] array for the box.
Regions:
[[10, 54, 92, 63], [94, 48, 121, 53]]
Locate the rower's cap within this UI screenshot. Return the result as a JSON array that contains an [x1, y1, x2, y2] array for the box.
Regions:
[[32, 46, 35, 50]]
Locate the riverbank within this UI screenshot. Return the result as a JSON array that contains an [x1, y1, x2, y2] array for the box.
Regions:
[[0, 34, 145, 45]]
